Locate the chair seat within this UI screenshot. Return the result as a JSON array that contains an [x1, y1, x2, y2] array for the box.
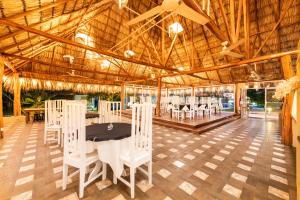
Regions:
[[46, 124, 61, 130], [67, 151, 99, 166], [120, 150, 151, 167]]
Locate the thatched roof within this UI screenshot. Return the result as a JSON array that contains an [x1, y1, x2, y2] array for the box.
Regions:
[[0, 0, 299, 88]]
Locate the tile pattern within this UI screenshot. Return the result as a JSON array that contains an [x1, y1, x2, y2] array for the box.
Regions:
[[0, 118, 296, 200]]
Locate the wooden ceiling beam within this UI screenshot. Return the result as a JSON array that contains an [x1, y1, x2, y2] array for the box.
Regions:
[[243, 0, 250, 58], [0, 4, 94, 42], [20, 71, 117, 85], [2, 53, 148, 80], [0, 18, 178, 72], [229, 0, 236, 43], [4, 0, 71, 21], [164, 34, 178, 66], [182, 0, 228, 42], [0, 55, 16, 73], [235, 0, 243, 42], [216, 0, 232, 42], [254, 0, 294, 57], [0, 4, 111, 53], [125, 50, 300, 83]]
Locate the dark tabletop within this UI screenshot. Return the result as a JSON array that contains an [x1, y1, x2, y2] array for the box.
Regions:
[[86, 123, 131, 142], [85, 113, 100, 119], [179, 104, 191, 110]]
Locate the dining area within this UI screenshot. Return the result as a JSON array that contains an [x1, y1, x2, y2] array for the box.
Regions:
[[0, 0, 299, 199], [42, 99, 153, 199]]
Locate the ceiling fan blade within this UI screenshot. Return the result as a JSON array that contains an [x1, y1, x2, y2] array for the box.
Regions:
[[127, 6, 164, 26], [222, 50, 244, 58], [175, 3, 209, 25], [74, 74, 89, 79], [226, 39, 245, 51]]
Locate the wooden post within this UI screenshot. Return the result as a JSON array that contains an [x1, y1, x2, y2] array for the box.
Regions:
[[280, 55, 295, 145], [234, 84, 244, 114], [120, 83, 125, 110], [156, 78, 162, 116], [13, 73, 21, 116], [0, 57, 4, 137], [192, 87, 195, 96]]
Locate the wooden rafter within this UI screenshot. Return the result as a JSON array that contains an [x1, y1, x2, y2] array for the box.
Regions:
[[217, 0, 232, 42], [164, 34, 178, 66], [243, 0, 250, 58], [4, 0, 71, 21], [182, 0, 228, 42], [2, 53, 147, 80], [126, 50, 300, 83], [0, 18, 179, 72], [254, 0, 294, 57], [20, 71, 117, 85]]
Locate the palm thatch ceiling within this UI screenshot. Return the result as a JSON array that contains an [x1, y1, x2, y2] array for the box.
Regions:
[[0, 0, 299, 87]]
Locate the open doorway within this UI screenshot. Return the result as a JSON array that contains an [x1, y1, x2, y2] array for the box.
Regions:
[[246, 87, 282, 119], [247, 89, 265, 118]]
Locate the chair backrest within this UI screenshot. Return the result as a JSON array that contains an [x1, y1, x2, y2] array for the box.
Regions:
[[146, 96, 152, 103], [199, 104, 206, 109], [130, 103, 153, 158], [110, 101, 122, 122], [45, 100, 64, 127], [129, 96, 135, 103], [63, 101, 86, 159], [98, 100, 122, 123], [98, 100, 109, 123]]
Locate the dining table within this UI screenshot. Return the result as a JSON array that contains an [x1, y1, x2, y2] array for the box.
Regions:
[[24, 108, 45, 123], [24, 109, 100, 124], [86, 122, 132, 178]]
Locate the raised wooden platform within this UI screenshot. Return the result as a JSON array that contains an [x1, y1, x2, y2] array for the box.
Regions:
[[122, 110, 240, 134]]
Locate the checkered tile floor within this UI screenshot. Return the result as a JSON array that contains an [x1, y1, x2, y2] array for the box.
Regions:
[[0, 118, 296, 200]]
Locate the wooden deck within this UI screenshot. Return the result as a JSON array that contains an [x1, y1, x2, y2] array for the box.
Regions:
[[122, 110, 240, 134]]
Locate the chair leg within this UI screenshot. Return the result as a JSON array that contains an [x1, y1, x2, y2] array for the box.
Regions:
[[130, 167, 135, 199], [62, 163, 68, 190], [57, 131, 60, 146], [79, 166, 86, 198], [44, 129, 47, 144], [60, 131, 64, 148], [102, 163, 107, 180], [113, 174, 117, 184], [148, 161, 152, 185]]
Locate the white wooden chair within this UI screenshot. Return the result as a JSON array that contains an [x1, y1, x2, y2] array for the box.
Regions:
[[44, 100, 63, 146], [98, 101, 122, 123], [197, 104, 207, 117], [114, 103, 153, 199], [62, 101, 105, 198], [172, 105, 184, 119], [185, 105, 195, 119], [110, 101, 122, 122]]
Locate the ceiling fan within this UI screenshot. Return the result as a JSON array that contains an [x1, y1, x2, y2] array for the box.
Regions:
[[127, 0, 210, 26], [248, 63, 273, 81], [218, 40, 244, 58], [63, 70, 90, 79], [62, 55, 89, 79]]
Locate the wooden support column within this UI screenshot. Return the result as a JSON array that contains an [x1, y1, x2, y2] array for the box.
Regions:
[[281, 55, 295, 145], [234, 84, 242, 114], [0, 57, 4, 137], [120, 83, 125, 110], [192, 87, 195, 96], [156, 78, 162, 117], [294, 40, 300, 200], [13, 73, 21, 116]]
